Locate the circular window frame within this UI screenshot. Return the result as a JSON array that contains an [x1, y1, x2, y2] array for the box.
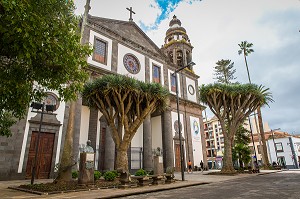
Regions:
[[44, 92, 60, 111], [123, 53, 141, 74], [188, 85, 195, 95]]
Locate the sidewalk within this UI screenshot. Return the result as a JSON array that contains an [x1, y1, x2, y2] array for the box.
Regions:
[[0, 170, 281, 199]]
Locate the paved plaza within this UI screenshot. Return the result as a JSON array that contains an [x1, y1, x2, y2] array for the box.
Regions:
[[0, 170, 288, 199]]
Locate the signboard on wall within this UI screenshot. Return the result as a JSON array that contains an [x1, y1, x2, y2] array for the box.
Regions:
[[190, 116, 203, 166]]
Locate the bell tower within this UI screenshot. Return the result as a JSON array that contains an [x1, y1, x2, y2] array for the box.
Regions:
[[162, 15, 194, 71]]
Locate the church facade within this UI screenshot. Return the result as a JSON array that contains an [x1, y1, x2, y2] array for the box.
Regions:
[[0, 12, 207, 180]]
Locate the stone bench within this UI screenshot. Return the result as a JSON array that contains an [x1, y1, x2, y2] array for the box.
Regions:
[[131, 174, 167, 186], [248, 168, 260, 173], [148, 175, 165, 185], [164, 174, 175, 183], [131, 176, 152, 186]]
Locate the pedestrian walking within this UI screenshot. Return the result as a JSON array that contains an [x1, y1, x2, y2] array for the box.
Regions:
[[200, 160, 204, 172], [188, 160, 192, 173]]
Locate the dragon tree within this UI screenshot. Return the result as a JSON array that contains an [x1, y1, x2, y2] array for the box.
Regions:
[[82, 74, 169, 172], [200, 83, 273, 173]]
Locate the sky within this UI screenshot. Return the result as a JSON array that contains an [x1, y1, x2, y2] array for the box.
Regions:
[[74, 0, 300, 134]]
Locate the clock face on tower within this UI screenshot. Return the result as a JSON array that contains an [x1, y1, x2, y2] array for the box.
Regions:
[[123, 53, 140, 74], [188, 84, 195, 95]]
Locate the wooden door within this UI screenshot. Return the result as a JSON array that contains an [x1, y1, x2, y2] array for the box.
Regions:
[[175, 144, 181, 172], [26, 132, 55, 179]]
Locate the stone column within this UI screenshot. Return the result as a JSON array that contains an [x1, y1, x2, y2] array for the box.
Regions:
[[87, 107, 98, 153], [111, 40, 118, 73], [162, 108, 174, 171], [143, 115, 153, 171], [104, 126, 115, 171]]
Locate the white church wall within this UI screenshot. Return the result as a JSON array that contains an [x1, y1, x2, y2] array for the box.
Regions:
[[95, 111, 103, 169], [17, 110, 37, 173], [79, 106, 90, 151], [131, 124, 143, 148], [149, 59, 164, 86], [190, 116, 203, 167], [186, 77, 197, 103], [87, 30, 112, 70], [151, 116, 162, 151], [53, 100, 66, 165], [117, 44, 145, 82]]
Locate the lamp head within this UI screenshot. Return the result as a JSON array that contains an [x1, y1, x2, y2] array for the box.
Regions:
[[30, 102, 43, 110], [187, 61, 196, 67]]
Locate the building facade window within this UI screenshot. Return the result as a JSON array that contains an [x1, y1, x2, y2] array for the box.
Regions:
[[170, 73, 176, 92], [275, 142, 284, 152], [93, 37, 107, 64], [152, 65, 161, 83]]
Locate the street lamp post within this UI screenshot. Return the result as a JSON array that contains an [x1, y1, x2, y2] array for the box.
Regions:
[[271, 128, 280, 163], [172, 61, 195, 181], [30, 102, 56, 185]]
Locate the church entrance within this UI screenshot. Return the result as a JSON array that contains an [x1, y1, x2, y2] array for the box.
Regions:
[[175, 143, 181, 172], [26, 132, 55, 179]]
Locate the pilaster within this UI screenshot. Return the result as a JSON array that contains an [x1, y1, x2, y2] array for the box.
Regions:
[[143, 115, 153, 171], [162, 108, 174, 170]]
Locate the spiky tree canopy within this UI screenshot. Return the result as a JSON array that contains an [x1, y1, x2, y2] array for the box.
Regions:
[[82, 74, 169, 170], [200, 83, 272, 122], [214, 59, 236, 84], [200, 83, 273, 173]]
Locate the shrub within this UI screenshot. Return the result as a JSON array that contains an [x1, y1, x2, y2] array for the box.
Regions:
[[103, 171, 117, 181], [112, 170, 119, 177], [135, 169, 147, 176], [72, 171, 78, 179], [94, 170, 102, 180]]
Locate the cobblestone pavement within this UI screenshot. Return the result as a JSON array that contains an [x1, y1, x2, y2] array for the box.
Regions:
[[0, 170, 285, 199], [121, 170, 300, 199]]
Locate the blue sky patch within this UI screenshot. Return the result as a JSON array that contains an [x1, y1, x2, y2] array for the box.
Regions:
[[139, 0, 201, 31]]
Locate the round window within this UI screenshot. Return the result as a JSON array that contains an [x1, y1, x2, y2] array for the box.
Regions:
[[123, 53, 140, 74]]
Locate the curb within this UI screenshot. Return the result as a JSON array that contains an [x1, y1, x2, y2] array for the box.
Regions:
[[104, 182, 210, 199]]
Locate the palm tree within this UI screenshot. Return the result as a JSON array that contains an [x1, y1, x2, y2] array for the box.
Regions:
[[238, 41, 270, 167], [82, 74, 169, 173], [200, 83, 273, 173], [238, 41, 254, 84]]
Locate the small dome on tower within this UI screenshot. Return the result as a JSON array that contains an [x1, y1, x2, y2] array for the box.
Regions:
[[169, 15, 181, 27]]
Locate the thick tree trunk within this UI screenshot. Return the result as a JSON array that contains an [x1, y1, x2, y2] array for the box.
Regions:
[[116, 145, 129, 171], [221, 134, 235, 173], [257, 107, 270, 167], [55, 101, 75, 183]]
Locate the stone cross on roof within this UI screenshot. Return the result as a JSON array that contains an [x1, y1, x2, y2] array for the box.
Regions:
[[126, 7, 135, 21]]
